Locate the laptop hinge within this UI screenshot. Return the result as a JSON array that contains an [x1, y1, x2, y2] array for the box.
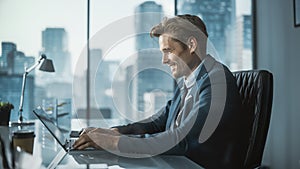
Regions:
[[64, 139, 72, 152]]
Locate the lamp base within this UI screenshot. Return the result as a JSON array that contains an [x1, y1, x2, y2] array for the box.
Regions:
[[9, 121, 35, 127]]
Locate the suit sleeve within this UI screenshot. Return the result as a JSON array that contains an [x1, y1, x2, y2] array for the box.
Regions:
[[113, 100, 172, 135], [115, 67, 233, 157], [116, 74, 213, 156]]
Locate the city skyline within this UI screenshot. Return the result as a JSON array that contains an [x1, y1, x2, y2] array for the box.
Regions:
[[0, 0, 174, 74], [0, 0, 252, 122], [0, 0, 249, 72]]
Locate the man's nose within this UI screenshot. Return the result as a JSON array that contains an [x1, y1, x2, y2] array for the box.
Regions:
[[162, 53, 169, 64]]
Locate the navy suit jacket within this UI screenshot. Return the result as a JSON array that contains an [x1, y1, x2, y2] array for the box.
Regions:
[[114, 55, 250, 169]]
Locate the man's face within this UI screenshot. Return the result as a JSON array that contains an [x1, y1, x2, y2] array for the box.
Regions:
[[159, 34, 192, 79]]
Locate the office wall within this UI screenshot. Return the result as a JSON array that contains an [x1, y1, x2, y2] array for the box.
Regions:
[[257, 0, 300, 168]]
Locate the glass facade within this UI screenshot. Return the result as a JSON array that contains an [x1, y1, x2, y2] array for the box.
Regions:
[[83, 0, 174, 122], [176, 0, 253, 70], [0, 0, 252, 123], [0, 0, 86, 122]]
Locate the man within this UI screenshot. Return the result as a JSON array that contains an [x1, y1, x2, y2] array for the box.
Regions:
[[73, 14, 250, 168]]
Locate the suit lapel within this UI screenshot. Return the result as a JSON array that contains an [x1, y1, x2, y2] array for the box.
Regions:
[[166, 55, 217, 129], [196, 55, 215, 81], [166, 85, 182, 129], [181, 92, 194, 120]]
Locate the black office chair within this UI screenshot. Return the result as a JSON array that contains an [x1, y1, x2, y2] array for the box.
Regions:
[[232, 70, 273, 169]]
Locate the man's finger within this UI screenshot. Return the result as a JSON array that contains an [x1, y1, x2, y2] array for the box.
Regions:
[[73, 134, 91, 148], [76, 142, 92, 150]]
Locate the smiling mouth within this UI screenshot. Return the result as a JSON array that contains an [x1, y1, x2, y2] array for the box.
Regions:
[[169, 64, 177, 72]]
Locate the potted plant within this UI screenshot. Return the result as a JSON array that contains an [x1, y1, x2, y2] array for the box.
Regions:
[[0, 102, 14, 126]]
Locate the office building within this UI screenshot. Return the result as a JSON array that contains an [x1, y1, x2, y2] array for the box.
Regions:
[[226, 15, 252, 70], [177, 0, 235, 63], [13, 51, 35, 75], [40, 28, 71, 82], [94, 59, 119, 117], [135, 1, 163, 50], [144, 90, 173, 117], [76, 48, 121, 118], [1, 1, 300, 168], [36, 28, 72, 105], [89, 48, 120, 117], [72, 73, 87, 111], [0, 42, 36, 120], [129, 2, 173, 118], [239, 15, 252, 69], [113, 59, 135, 121], [1, 42, 17, 74], [1, 42, 16, 67], [0, 74, 34, 121], [89, 48, 103, 108], [133, 50, 173, 114]]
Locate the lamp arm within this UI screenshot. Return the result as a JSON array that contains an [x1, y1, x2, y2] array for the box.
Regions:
[[18, 56, 45, 123], [18, 72, 27, 120], [26, 56, 45, 73]]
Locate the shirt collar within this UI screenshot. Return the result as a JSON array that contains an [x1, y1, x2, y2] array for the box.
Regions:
[[184, 62, 202, 89]]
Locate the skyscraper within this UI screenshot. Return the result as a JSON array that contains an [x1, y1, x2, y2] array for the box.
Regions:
[[95, 59, 119, 117], [0, 74, 34, 121], [1, 42, 17, 74], [13, 51, 35, 75], [133, 50, 173, 114], [144, 90, 173, 117], [1, 42, 16, 67], [0, 42, 35, 120], [37, 28, 72, 105], [41, 28, 71, 81], [89, 48, 102, 108], [127, 1, 173, 119], [177, 0, 236, 63], [135, 1, 163, 50], [230, 15, 252, 70]]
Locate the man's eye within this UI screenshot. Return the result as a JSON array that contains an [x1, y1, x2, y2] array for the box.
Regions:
[[162, 48, 172, 55], [166, 49, 172, 53]]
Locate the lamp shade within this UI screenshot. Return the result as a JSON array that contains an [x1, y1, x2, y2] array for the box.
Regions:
[[39, 59, 55, 72]]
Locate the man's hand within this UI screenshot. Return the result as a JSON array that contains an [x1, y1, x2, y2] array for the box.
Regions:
[[73, 127, 120, 150], [80, 127, 120, 136]]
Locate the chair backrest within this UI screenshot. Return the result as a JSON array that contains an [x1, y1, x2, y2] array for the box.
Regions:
[[232, 70, 273, 169]]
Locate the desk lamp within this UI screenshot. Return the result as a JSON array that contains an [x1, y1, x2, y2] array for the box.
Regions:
[[11, 54, 55, 126]]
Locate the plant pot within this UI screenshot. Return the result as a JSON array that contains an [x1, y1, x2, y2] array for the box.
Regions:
[[0, 102, 14, 126], [0, 110, 11, 126]]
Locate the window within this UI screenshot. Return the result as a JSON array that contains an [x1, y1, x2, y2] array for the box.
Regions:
[[176, 0, 253, 70], [0, 0, 253, 125], [83, 0, 175, 122], [0, 0, 86, 122], [0, 0, 174, 124]]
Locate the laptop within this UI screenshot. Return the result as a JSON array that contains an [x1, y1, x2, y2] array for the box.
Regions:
[[33, 106, 84, 152], [33, 106, 109, 169]]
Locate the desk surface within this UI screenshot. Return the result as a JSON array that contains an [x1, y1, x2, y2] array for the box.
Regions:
[[1, 119, 204, 169], [57, 153, 203, 169]]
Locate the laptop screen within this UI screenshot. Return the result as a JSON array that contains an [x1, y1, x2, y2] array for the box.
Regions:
[[33, 106, 68, 150]]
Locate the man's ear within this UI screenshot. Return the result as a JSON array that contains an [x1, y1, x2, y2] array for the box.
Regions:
[[187, 37, 197, 54]]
